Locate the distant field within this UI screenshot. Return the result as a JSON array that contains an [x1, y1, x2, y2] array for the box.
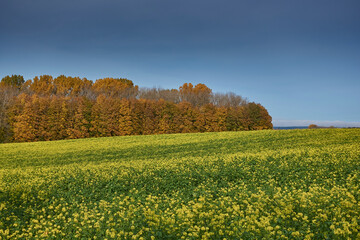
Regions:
[[1, 129, 360, 239]]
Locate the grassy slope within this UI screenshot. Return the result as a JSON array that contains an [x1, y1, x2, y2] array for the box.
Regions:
[[1, 129, 360, 239], [2, 129, 358, 168]]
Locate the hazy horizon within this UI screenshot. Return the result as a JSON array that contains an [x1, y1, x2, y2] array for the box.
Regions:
[[272, 119, 360, 128]]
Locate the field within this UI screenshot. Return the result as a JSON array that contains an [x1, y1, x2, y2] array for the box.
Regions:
[[1, 129, 360, 239]]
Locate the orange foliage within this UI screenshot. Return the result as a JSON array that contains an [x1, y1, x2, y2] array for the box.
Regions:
[[29, 75, 55, 96], [1, 74, 273, 143], [54, 75, 92, 96], [92, 77, 138, 98]]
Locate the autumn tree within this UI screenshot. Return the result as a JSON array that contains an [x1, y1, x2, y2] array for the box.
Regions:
[[66, 97, 93, 139], [1, 76, 25, 141], [139, 99, 161, 135], [1, 73, 273, 143], [308, 124, 318, 129], [10, 94, 42, 142], [129, 99, 147, 135], [158, 100, 178, 134], [92, 77, 138, 99], [90, 95, 122, 137], [54, 75, 93, 97], [118, 99, 135, 135], [176, 101, 198, 133], [45, 96, 64, 140], [193, 83, 212, 106], [215, 106, 228, 131], [224, 106, 245, 131], [179, 83, 212, 107], [0, 75, 25, 89], [0, 89, 15, 142], [49, 96, 71, 140], [29, 75, 55, 96], [243, 102, 273, 130], [195, 104, 219, 132]]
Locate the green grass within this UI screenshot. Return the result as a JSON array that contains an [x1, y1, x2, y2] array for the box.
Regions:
[[1, 129, 360, 239]]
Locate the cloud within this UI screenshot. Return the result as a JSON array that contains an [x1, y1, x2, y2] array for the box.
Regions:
[[273, 119, 360, 127]]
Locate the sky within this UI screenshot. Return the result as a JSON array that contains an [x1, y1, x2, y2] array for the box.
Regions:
[[1, 0, 359, 127]]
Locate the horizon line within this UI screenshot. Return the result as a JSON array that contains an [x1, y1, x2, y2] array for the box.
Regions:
[[272, 119, 360, 128]]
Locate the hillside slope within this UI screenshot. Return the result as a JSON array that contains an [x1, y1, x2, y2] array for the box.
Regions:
[[1, 129, 360, 239]]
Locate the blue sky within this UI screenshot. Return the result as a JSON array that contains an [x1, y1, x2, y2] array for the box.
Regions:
[[1, 0, 359, 126]]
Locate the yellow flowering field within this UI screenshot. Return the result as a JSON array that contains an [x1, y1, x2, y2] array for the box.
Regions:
[[0, 129, 360, 239]]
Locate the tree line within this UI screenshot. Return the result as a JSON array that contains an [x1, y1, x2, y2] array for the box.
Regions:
[[0, 74, 272, 143]]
